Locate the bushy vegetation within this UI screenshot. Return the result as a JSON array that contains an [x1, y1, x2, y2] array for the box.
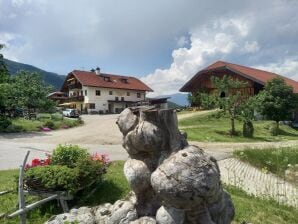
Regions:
[[23, 145, 107, 194], [25, 165, 78, 194], [233, 146, 298, 178], [0, 114, 82, 132], [255, 78, 298, 132]]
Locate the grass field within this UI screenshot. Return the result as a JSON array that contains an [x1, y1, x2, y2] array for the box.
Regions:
[[0, 113, 83, 133], [233, 146, 298, 180], [0, 161, 297, 224], [179, 111, 298, 142]]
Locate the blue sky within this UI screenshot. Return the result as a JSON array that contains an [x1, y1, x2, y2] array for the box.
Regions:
[[1, 0, 298, 96]]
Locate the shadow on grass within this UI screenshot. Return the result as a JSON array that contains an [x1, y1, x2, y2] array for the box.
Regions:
[[75, 180, 129, 207], [278, 129, 298, 137], [214, 130, 276, 142]]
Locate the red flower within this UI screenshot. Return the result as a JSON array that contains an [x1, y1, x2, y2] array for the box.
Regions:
[[31, 159, 41, 167]]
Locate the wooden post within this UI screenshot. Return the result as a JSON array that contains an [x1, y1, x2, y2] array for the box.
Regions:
[[8, 195, 58, 218], [18, 151, 30, 224]]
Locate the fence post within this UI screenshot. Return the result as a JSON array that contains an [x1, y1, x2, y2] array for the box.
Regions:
[[18, 151, 30, 224]]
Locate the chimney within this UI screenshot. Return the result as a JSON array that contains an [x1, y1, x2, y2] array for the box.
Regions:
[[95, 67, 100, 75]]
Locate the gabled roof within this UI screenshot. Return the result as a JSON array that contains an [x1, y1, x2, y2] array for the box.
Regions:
[[180, 61, 298, 93], [62, 70, 153, 92]]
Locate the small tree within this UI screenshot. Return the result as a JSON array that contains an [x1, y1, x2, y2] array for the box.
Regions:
[[256, 77, 297, 133], [240, 96, 256, 138], [188, 90, 217, 109], [11, 71, 54, 115], [211, 75, 248, 135]]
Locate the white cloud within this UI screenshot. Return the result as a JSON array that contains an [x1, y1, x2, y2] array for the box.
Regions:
[[142, 18, 258, 96], [176, 36, 189, 48], [243, 41, 260, 53]]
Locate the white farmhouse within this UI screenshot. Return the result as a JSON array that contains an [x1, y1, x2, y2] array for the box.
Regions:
[[60, 68, 153, 113]]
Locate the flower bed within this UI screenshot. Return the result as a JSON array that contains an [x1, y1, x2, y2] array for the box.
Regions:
[[23, 145, 109, 194]]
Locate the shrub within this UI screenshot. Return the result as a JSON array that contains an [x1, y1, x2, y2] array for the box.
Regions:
[[0, 116, 11, 130], [44, 120, 55, 129], [23, 145, 108, 194], [243, 121, 254, 138], [50, 114, 63, 121], [51, 145, 89, 168], [5, 124, 23, 132], [24, 165, 79, 193], [269, 123, 279, 136], [75, 156, 106, 188]]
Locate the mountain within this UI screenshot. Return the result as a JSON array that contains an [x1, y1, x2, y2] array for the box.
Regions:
[[167, 101, 183, 109], [4, 58, 65, 90], [160, 93, 189, 106]]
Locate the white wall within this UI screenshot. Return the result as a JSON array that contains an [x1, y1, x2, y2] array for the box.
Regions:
[[82, 86, 146, 113]]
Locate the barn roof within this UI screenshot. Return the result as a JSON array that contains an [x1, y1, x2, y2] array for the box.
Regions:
[[62, 70, 153, 92], [180, 61, 298, 93]]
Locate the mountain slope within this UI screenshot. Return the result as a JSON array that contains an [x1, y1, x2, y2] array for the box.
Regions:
[[159, 93, 189, 106], [167, 101, 183, 109], [4, 58, 65, 90]]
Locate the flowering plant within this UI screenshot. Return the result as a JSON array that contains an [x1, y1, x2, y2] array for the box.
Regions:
[[23, 145, 109, 193], [91, 152, 110, 165], [25, 154, 51, 170]]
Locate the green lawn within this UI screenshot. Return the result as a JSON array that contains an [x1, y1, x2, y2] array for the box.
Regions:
[[226, 185, 298, 224], [233, 146, 298, 181], [179, 111, 298, 142], [0, 161, 297, 224], [1, 113, 83, 133]]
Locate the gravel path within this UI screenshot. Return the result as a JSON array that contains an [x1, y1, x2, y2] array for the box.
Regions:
[[0, 115, 123, 145], [218, 158, 298, 207]]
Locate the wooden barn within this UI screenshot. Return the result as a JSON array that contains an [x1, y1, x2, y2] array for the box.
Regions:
[[180, 61, 298, 121], [180, 61, 298, 96]]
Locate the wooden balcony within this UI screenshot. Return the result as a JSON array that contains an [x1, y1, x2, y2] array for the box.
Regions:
[[67, 95, 84, 102]]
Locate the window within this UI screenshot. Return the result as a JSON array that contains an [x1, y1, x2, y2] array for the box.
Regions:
[[89, 103, 95, 109], [121, 97, 124, 101], [137, 92, 141, 98], [96, 90, 101, 96], [81, 90, 83, 96], [109, 91, 113, 95], [104, 77, 111, 82], [85, 90, 87, 96], [127, 92, 130, 96], [121, 78, 128, 83], [115, 97, 119, 101]]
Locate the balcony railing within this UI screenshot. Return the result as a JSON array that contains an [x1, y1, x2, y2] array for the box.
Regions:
[[67, 95, 84, 102]]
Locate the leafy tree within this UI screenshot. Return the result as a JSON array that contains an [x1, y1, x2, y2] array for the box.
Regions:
[[200, 93, 217, 109], [0, 44, 11, 115], [188, 92, 201, 106], [240, 96, 256, 137], [256, 77, 297, 133], [188, 91, 217, 109], [0, 44, 9, 83], [11, 71, 54, 114], [211, 75, 248, 135]]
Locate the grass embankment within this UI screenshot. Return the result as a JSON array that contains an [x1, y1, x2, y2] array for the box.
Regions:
[[178, 111, 298, 142], [0, 161, 297, 224], [1, 113, 82, 133], [234, 146, 298, 181]]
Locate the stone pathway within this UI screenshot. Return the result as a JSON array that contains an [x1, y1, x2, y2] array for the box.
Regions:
[[218, 158, 298, 208]]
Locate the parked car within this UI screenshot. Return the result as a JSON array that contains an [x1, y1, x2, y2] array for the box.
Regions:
[[62, 109, 80, 118]]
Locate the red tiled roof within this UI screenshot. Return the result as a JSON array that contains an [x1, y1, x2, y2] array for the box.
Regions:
[[65, 70, 153, 92], [180, 61, 298, 93]]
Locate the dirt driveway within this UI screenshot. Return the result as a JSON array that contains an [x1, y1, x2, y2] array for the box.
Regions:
[[0, 114, 123, 145]]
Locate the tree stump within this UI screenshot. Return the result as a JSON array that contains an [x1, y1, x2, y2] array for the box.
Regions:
[[116, 108, 235, 224]]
